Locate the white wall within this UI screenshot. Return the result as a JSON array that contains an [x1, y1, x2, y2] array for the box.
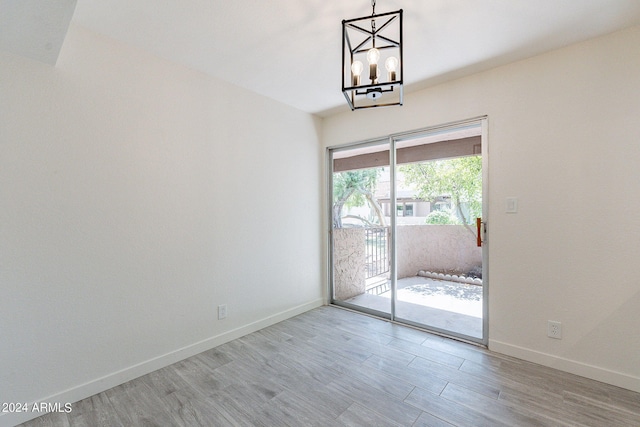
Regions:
[[0, 24, 322, 426], [323, 26, 640, 392]]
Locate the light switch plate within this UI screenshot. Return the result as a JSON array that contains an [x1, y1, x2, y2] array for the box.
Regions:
[[506, 197, 518, 213]]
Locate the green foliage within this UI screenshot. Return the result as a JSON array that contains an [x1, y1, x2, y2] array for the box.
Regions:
[[425, 210, 458, 225], [400, 156, 482, 224], [332, 169, 384, 228], [333, 169, 379, 207]]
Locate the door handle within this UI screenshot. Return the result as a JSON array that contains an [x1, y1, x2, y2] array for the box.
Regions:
[[476, 218, 483, 247]]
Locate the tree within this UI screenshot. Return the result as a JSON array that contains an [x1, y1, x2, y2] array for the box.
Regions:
[[400, 156, 481, 237], [333, 169, 385, 228], [425, 209, 458, 225]]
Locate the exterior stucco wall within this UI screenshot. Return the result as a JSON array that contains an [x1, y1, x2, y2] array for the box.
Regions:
[[333, 228, 366, 300], [397, 225, 482, 279]]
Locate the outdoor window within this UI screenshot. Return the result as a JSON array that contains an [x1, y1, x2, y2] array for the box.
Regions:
[[404, 203, 414, 216]]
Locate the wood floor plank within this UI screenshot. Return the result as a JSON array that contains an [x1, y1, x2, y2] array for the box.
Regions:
[[497, 386, 591, 427], [362, 354, 450, 396], [405, 386, 511, 427], [307, 308, 396, 344], [215, 336, 270, 365], [369, 342, 418, 366], [270, 389, 342, 427], [418, 335, 506, 367], [252, 324, 295, 343], [17, 306, 640, 427], [137, 364, 198, 399], [328, 373, 423, 426], [333, 320, 396, 346], [321, 326, 418, 366], [408, 355, 502, 399], [411, 411, 456, 427], [213, 360, 285, 403], [380, 325, 434, 345], [268, 346, 343, 386], [387, 337, 466, 368], [336, 402, 405, 427], [17, 411, 70, 427], [562, 390, 640, 426], [170, 355, 234, 396], [232, 356, 351, 419], [307, 333, 374, 363], [205, 386, 288, 427], [458, 358, 565, 399], [309, 307, 399, 338], [271, 319, 319, 341], [158, 388, 234, 427], [440, 383, 558, 427], [194, 346, 234, 370], [276, 379, 353, 420], [460, 353, 599, 398], [563, 382, 640, 416], [330, 356, 417, 400], [104, 380, 182, 426], [275, 334, 359, 371], [379, 324, 432, 346], [67, 393, 124, 427], [311, 306, 430, 346]]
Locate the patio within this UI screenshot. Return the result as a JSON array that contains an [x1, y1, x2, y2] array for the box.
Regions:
[[343, 275, 483, 339]]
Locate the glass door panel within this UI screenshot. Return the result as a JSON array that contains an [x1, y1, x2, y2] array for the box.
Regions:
[[330, 140, 392, 318], [394, 124, 485, 340]]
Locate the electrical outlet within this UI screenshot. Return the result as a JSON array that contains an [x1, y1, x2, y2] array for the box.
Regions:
[[218, 304, 227, 320], [547, 320, 562, 339]]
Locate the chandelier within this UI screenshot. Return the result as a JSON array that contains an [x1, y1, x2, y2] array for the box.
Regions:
[[342, 0, 403, 110]]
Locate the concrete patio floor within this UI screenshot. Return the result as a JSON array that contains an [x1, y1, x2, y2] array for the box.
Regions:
[[343, 276, 483, 339]]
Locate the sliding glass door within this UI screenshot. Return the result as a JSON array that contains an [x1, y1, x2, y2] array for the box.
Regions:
[[393, 124, 485, 340], [330, 139, 392, 318], [329, 119, 488, 344]]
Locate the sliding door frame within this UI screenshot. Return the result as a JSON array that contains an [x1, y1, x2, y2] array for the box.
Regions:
[[327, 116, 488, 345]]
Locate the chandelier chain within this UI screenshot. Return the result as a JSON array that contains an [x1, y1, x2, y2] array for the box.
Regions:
[[371, 0, 376, 35]]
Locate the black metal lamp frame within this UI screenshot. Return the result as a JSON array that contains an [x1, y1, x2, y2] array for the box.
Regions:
[[342, 8, 403, 110]]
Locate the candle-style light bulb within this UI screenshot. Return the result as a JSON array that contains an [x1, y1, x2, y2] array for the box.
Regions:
[[351, 61, 363, 86], [385, 56, 398, 81], [367, 48, 380, 83], [367, 48, 380, 65]]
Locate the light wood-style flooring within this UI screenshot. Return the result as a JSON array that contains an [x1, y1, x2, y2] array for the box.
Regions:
[[20, 306, 640, 426]]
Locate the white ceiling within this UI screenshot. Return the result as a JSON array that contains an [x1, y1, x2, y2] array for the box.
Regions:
[[4, 1, 640, 116], [0, 0, 76, 65]]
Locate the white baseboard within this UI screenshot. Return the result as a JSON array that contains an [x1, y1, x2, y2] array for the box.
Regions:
[[489, 339, 640, 393], [1, 299, 324, 427]]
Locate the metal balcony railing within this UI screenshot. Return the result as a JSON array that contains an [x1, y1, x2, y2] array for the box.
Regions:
[[365, 227, 389, 279]]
